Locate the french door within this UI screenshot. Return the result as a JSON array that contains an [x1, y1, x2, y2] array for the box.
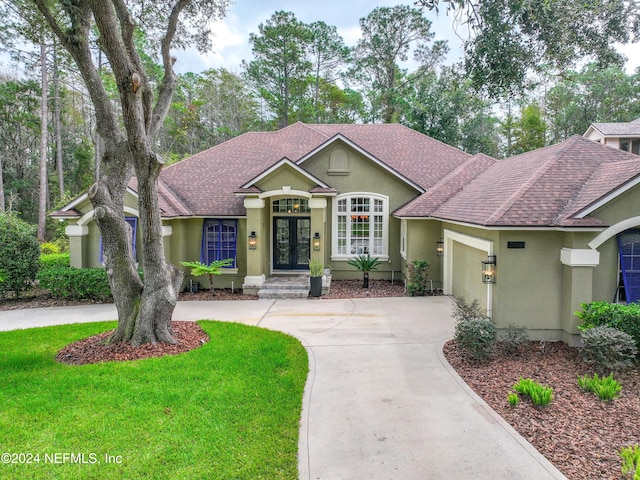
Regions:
[[273, 217, 310, 270]]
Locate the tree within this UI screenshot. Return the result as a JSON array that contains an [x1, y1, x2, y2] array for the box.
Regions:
[[417, 0, 640, 98], [404, 66, 499, 155], [507, 104, 547, 155], [243, 11, 313, 128], [31, 0, 229, 346], [352, 5, 447, 123], [307, 21, 351, 122], [544, 64, 640, 143]]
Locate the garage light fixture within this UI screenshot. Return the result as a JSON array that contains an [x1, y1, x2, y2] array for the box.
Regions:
[[482, 255, 497, 284], [436, 239, 444, 256]]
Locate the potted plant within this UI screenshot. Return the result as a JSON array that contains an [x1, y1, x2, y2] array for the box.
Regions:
[[309, 258, 324, 297], [181, 258, 233, 296], [347, 254, 383, 288]]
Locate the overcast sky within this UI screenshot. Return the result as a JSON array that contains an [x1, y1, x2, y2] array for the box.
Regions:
[[174, 0, 639, 76], [174, 0, 465, 74]]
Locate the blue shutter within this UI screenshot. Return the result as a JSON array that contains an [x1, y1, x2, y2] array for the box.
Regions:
[[618, 230, 640, 303]]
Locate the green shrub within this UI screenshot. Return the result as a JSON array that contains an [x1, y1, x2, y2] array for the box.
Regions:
[[40, 242, 60, 255], [453, 297, 497, 362], [0, 213, 40, 299], [407, 259, 430, 296], [507, 393, 520, 406], [499, 324, 529, 354], [578, 373, 622, 401], [620, 444, 640, 480], [576, 301, 640, 351], [580, 326, 637, 372], [40, 253, 70, 270], [513, 377, 554, 407], [37, 267, 112, 301]]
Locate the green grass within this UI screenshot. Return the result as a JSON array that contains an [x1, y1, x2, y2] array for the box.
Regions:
[[0, 321, 308, 479]]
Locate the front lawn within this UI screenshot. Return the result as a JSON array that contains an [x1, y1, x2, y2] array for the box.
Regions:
[[0, 321, 308, 479]]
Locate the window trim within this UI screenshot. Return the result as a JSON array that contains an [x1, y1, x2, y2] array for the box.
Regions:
[[201, 218, 238, 270], [331, 192, 389, 261]]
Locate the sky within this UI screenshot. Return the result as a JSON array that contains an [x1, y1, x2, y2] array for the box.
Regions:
[[174, 0, 465, 74], [174, 0, 640, 76]]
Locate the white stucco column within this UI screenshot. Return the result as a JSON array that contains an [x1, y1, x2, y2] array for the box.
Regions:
[[65, 225, 89, 268], [243, 198, 266, 291]]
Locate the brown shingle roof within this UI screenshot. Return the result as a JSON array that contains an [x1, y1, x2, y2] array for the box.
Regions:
[[589, 118, 640, 136], [150, 122, 469, 217], [431, 136, 640, 227]]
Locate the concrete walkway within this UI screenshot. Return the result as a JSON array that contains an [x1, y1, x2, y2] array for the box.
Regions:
[[0, 297, 567, 480]]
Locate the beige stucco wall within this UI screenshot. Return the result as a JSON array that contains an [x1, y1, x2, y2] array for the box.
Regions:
[[302, 142, 421, 280]]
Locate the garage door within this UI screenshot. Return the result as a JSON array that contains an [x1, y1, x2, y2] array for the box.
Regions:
[[451, 241, 488, 312]]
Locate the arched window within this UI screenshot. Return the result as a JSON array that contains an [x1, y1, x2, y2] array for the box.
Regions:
[[332, 193, 388, 260]]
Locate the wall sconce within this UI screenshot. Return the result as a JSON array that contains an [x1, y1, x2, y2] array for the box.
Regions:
[[436, 239, 444, 256], [313, 232, 321, 251], [481, 255, 497, 284], [248, 231, 257, 250]]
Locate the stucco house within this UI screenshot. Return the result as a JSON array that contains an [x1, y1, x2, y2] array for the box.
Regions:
[[53, 122, 640, 344], [584, 117, 640, 155]]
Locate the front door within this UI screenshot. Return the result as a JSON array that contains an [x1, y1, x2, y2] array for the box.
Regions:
[[274, 217, 310, 270]]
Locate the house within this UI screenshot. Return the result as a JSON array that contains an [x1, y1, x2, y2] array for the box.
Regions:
[[53, 122, 640, 344], [583, 118, 640, 154]]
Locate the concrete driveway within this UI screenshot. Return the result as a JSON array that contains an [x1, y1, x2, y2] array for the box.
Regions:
[[0, 297, 566, 480]]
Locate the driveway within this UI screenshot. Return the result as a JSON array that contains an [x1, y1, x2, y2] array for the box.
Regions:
[[0, 297, 567, 479]]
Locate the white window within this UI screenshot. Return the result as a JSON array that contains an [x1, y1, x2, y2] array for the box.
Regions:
[[332, 193, 388, 260]]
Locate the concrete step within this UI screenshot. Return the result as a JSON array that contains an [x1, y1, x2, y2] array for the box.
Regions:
[[258, 288, 310, 299]]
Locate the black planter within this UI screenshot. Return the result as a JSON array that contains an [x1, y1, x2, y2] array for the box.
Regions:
[[187, 280, 199, 293], [309, 276, 322, 297]]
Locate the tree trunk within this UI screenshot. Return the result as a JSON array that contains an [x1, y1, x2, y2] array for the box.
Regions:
[[53, 40, 64, 199], [89, 143, 182, 346], [37, 39, 49, 242], [0, 154, 5, 212], [362, 271, 369, 289]]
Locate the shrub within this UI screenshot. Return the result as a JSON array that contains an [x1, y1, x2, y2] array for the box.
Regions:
[[40, 242, 60, 255], [507, 393, 520, 406], [619, 444, 640, 480], [576, 301, 640, 351], [0, 213, 40, 299], [453, 297, 497, 362], [513, 377, 554, 407], [407, 260, 430, 296], [580, 326, 637, 372], [40, 253, 70, 270], [499, 324, 529, 354], [452, 296, 486, 322], [37, 267, 112, 301], [578, 373, 622, 401]]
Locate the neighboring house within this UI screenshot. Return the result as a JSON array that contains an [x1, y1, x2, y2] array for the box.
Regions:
[[53, 122, 640, 344], [584, 118, 640, 154]]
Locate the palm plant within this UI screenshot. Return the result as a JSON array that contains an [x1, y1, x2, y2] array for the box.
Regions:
[[347, 254, 383, 288], [181, 259, 233, 296]]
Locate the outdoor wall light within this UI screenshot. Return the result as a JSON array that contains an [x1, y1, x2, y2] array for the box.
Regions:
[[313, 232, 321, 251], [248, 231, 257, 250], [436, 239, 444, 256], [481, 255, 497, 284]]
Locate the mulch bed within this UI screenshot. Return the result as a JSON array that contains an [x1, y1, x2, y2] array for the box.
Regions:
[[443, 340, 640, 480], [57, 322, 209, 365]]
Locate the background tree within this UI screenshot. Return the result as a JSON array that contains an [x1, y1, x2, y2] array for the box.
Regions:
[[417, 0, 640, 98], [352, 5, 448, 123], [243, 11, 312, 128], [506, 104, 547, 156], [404, 66, 499, 155], [31, 0, 230, 346], [307, 21, 351, 122]]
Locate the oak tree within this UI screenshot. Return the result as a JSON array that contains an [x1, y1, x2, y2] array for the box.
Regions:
[[30, 0, 229, 345]]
